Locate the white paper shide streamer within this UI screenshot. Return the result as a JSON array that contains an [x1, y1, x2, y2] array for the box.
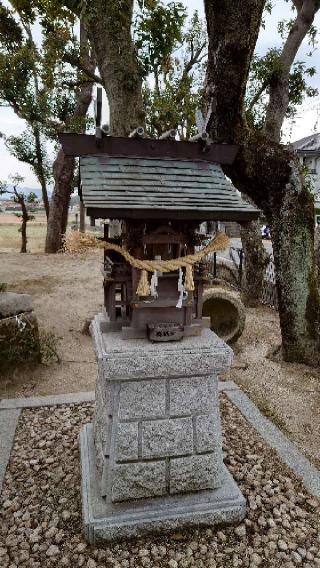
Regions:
[[150, 270, 158, 298], [176, 267, 188, 308]]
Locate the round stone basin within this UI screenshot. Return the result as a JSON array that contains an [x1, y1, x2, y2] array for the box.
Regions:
[[202, 287, 246, 343]]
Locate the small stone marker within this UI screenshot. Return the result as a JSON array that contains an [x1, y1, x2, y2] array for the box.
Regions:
[[0, 292, 33, 318]]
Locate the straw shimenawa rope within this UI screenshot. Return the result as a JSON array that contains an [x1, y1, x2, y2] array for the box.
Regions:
[[64, 231, 229, 296]]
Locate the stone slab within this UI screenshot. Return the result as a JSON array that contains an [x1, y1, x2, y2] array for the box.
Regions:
[[0, 391, 95, 410], [170, 454, 223, 494], [141, 417, 193, 459], [218, 380, 240, 392], [91, 314, 233, 380], [169, 376, 217, 416], [112, 461, 167, 502], [116, 422, 139, 462], [80, 423, 246, 543], [195, 414, 221, 454], [0, 292, 33, 318], [118, 380, 166, 420], [0, 409, 21, 492]]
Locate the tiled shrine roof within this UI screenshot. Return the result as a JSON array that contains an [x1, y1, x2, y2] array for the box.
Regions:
[[80, 154, 259, 221]]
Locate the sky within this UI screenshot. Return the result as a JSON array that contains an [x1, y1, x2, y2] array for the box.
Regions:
[[0, 0, 319, 188]]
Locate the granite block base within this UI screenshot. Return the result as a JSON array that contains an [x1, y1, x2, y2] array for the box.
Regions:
[[80, 423, 246, 544]]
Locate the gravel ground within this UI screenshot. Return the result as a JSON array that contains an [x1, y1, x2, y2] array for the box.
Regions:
[[0, 397, 319, 568]]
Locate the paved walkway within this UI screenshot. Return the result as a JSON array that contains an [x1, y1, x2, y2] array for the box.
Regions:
[[1, 381, 319, 498]]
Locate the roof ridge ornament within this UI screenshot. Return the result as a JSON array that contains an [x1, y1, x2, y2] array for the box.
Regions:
[[128, 127, 145, 139], [191, 108, 211, 152]]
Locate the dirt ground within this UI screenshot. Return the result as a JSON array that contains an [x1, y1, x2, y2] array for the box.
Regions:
[[1, 246, 320, 471]]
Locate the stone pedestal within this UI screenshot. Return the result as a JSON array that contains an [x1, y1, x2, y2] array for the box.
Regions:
[[80, 313, 246, 543]]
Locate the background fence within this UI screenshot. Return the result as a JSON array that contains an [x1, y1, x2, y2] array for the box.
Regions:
[[206, 247, 278, 310]]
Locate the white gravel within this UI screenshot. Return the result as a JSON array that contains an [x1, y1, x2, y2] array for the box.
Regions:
[[0, 396, 319, 567]]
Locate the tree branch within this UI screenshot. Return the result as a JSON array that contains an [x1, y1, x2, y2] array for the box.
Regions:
[[60, 79, 95, 88], [246, 78, 270, 113], [264, 0, 320, 141], [293, 0, 304, 11], [184, 41, 207, 75], [62, 53, 103, 84]]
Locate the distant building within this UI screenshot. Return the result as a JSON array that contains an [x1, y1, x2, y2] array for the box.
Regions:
[[293, 133, 320, 225], [0, 199, 20, 211]]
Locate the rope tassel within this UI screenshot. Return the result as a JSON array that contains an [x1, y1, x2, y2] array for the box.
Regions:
[[184, 265, 195, 292], [136, 269, 150, 296]]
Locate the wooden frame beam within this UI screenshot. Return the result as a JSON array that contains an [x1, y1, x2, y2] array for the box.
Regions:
[[59, 134, 239, 164]]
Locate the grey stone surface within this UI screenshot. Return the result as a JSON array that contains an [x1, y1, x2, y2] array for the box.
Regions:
[[116, 422, 139, 462], [91, 313, 233, 380], [80, 423, 246, 543], [0, 381, 233, 410], [118, 380, 166, 420], [112, 461, 166, 502], [226, 386, 320, 499], [169, 376, 217, 416], [0, 409, 21, 492], [0, 391, 95, 410], [195, 414, 221, 454], [0, 292, 33, 318], [170, 454, 223, 494], [218, 380, 240, 392], [93, 318, 229, 505], [142, 417, 193, 459], [94, 377, 113, 475]]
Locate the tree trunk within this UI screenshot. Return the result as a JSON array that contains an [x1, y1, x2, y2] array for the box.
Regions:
[[79, 201, 85, 233], [19, 198, 28, 253], [240, 220, 269, 307], [45, 23, 94, 253], [270, 166, 320, 364], [84, 1, 145, 135], [20, 218, 27, 253], [315, 226, 320, 286], [204, 0, 320, 365], [34, 126, 50, 219], [45, 149, 75, 253]]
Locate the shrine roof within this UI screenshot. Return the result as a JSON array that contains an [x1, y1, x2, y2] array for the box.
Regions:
[[80, 155, 259, 222]]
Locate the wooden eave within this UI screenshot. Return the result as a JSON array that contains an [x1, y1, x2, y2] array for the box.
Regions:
[[86, 206, 259, 222], [59, 133, 239, 164]]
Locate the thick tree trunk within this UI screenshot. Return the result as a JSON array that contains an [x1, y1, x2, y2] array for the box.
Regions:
[[45, 149, 75, 253], [84, 1, 145, 135], [240, 220, 269, 307], [204, 0, 320, 364], [270, 166, 320, 364], [61, 184, 72, 235], [234, 139, 320, 365], [45, 24, 94, 253]]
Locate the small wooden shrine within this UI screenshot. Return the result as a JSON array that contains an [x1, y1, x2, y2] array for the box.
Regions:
[[59, 96, 258, 342], [63, 95, 259, 542]]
